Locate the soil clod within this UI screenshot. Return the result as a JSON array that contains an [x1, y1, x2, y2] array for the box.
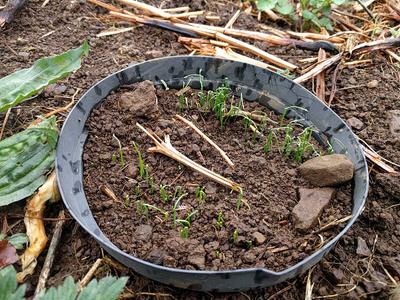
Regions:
[[118, 80, 159, 119], [298, 154, 354, 187], [388, 110, 400, 137], [356, 237, 371, 257], [293, 187, 336, 231]]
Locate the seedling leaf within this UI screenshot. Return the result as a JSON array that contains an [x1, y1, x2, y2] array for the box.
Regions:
[[0, 266, 26, 300], [0, 42, 89, 112]]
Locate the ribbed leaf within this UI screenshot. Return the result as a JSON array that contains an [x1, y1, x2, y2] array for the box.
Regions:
[[77, 276, 128, 300], [0, 42, 89, 112], [0, 117, 58, 206], [0, 266, 26, 300], [36, 277, 78, 300]]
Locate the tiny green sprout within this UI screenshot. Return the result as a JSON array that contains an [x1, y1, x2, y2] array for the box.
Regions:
[[195, 186, 206, 204], [143, 164, 151, 185], [112, 134, 125, 168], [236, 188, 244, 211], [216, 211, 224, 229], [173, 186, 185, 201], [280, 106, 308, 126], [180, 226, 189, 239], [282, 124, 294, 157], [134, 184, 141, 199], [111, 153, 117, 163], [215, 250, 221, 258], [148, 176, 155, 194], [246, 241, 253, 249], [294, 126, 314, 162], [132, 141, 145, 178], [172, 193, 187, 224], [277, 69, 295, 80], [143, 203, 169, 220], [232, 229, 238, 243], [263, 130, 276, 154], [178, 94, 187, 112], [160, 184, 170, 202], [135, 200, 149, 216], [326, 140, 334, 155], [123, 193, 130, 207], [185, 210, 198, 224]]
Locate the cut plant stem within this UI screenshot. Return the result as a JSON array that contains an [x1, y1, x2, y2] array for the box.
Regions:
[[136, 122, 241, 192], [174, 114, 234, 168]]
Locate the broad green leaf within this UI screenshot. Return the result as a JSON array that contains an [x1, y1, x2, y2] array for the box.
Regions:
[[0, 41, 89, 112], [0, 117, 58, 207], [77, 276, 128, 300], [5, 233, 28, 250], [276, 0, 294, 15], [318, 17, 333, 31], [256, 0, 278, 11], [0, 266, 26, 300], [37, 277, 78, 300], [332, 0, 346, 5], [302, 9, 318, 21]]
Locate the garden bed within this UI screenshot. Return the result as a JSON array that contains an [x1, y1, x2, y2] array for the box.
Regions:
[[83, 80, 352, 272]]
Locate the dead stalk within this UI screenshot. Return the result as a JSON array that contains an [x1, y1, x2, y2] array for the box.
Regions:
[[136, 122, 241, 192], [17, 171, 60, 282], [34, 210, 66, 298], [294, 53, 342, 83], [79, 258, 103, 289], [174, 114, 235, 168], [100, 185, 123, 203], [316, 48, 327, 102]]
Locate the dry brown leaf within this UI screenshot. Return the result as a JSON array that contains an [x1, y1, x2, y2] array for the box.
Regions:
[[0, 240, 18, 268]]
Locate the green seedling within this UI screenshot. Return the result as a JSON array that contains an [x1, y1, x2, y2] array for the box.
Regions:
[[282, 124, 294, 157], [172, 193, 187, 224], [112, 134, 125, 168], [123, 193, 130, 207], [215, 250, 221, 259], [293, 126, 315, 162], [326, 140, 334, 155], [180, 226, 189, 239], [132, 141, 145, 178], [236, 188, 244, 211], [263, 130, 277, 154], [134, 184, 141, 199], [279, 106, 308, 126], [232, 229, 238, 243], [216, 211, 224, 229], [111, 153, 117, 163], [160, 184, 170, 202], [135, 200, 149, 216], [173, 186, 185, 201], [246, 241, 254, 249], [144, 203, 169, 220], [195, 186, 206, 204], [148, 176, 155, 194], [178, 94, 187, 112]]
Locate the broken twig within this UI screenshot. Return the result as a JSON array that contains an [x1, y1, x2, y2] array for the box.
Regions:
[[0, 0, 26, 28], [174, 114, 235, 168], [136, 123, 241, 192]]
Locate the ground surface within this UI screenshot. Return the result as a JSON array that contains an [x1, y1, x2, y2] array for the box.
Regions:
[[0, 0, 399, 299]]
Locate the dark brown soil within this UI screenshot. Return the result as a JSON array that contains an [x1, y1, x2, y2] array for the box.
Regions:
[[82, 83, 352, 272], [0, 0, 399, 299]]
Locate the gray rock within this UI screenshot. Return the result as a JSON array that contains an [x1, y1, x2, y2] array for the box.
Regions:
[[134, 225, 153, 241], [298, 154, 354, 187], [292, 187, 335, 231], [125, 162, 138, 178], [252, 232, 266, 245], [356, 237, 371, 257], [118, 80, 159, 119], [389, 110, 400, 136], [347, 117, 364, 131]]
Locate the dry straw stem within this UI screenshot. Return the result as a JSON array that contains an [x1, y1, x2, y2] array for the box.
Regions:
[[294, 53, 342, 83], [100, 185, 123, 203], [136, 122, 241, 192], [225, 9, 241, 29], [17, 171, 60, 282], [351, 37, 400, 55], [34, 210, 66, 297], [215, 32, 297, 71], [316, 48, 327, 102], [79, 258, 103, 289], [174, 114, 235, 168]]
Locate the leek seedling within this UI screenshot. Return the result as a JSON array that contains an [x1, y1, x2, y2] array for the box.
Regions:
[[132, 141, 145, 178], [160, 184, 170, 202], [111, 153, 117, 164], [263, 130, 277, 154], [294, 126, 314, 162], [134, 184, 141, 199], [178, 94, 187, 112], [326, 140, 334, 155], [123, 193, 130, 207], [232, 229, 238, 243], [143, 203, 169, 220], [246, 241, 253, 249], [180, 226, 189, 238], [216, 211, 224, 229], [135, 200, 149, 216], [112, 134, 125, 168], [172, 193, 187, 224], [195, 186, 206, 204], [215, 250, 221, 258], [173, 186, 185, 201], [148, 176, 155, 194], [282, 124, 294, 157]]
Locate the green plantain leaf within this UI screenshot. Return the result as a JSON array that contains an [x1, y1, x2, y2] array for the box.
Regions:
[[0, 117, 58, 207], [0, 266, 26, 300], [0, 41, 89, 112]]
